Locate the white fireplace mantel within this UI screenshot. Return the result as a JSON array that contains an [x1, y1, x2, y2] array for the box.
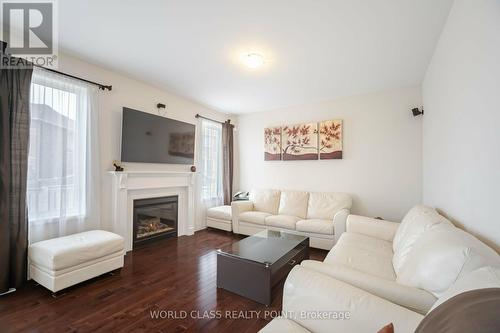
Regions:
[[109, 170, 196, 252]]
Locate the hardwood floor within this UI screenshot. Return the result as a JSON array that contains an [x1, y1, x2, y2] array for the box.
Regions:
[[0, 229, 327, 333]]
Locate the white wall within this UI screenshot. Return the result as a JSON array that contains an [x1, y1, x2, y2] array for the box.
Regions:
[[56, 53, 232, 231], [422, 0, 500, 250], [237, 86, 422, 221]]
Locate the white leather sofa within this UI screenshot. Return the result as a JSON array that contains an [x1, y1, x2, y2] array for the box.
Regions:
[[231, 189, 352, 250], [297, 205, 500, 314], [260, 205, 500, 332], [259, 265, 500, 333]]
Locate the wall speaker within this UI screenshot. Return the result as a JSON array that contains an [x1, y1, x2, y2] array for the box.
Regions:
[[412, 108, 424, 117]]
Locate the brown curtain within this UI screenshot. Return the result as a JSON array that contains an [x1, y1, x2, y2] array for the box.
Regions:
[[222, 120, 234, 205], [0, 56, 33, 293]]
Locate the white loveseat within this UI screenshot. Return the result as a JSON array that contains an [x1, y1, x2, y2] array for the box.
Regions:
[[260, 205, 500, 332], [231, 189, 352, 250]]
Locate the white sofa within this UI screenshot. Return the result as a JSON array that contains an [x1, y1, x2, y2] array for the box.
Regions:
[[300, 205, 500, 313], [260, 205, 500, 332], [260, 265, 500, 333], [231, 189, 352, 250]]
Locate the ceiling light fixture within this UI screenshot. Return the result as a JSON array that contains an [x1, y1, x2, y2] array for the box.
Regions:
[[241, 53, 265, 69]]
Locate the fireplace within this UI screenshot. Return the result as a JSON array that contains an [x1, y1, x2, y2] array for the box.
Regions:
[[133, 196, 178, 247]]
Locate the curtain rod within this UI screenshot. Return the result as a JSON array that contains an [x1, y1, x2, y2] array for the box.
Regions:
[[1, 40, 112, 91], [35, 65, 112, 91], [195, 113, 230, 124]]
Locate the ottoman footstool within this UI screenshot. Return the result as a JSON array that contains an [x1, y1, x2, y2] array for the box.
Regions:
[[207, 205, 232, 231], [28, 230, 125, 293]]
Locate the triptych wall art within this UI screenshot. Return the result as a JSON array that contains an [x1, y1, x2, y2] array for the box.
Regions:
[[264, 120, 343, 161]]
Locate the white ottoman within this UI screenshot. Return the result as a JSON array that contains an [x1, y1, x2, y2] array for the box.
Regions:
[[207, 205, 232, 231], [28, 230, 125, 293]]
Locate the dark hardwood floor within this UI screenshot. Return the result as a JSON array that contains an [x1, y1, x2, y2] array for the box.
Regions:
[[0, 229, 327, 333]]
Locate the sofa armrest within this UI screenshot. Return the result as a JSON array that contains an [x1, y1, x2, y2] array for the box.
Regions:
[[282, 266, 424, 333], [333, 208, 350, 243], [231, 201, 254, 233], [346, 215, 399, 242], [301, 260, 436, 314]]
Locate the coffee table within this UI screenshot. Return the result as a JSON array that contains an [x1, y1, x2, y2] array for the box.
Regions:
[[216, 230, 309, 306]]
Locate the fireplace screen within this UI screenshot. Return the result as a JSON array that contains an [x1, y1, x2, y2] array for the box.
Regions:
[[133, 196, 178, 246]]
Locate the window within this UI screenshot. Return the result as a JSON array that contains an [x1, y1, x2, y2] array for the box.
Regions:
[[200, 119, 223, 201], [27, 69, 99, 230]]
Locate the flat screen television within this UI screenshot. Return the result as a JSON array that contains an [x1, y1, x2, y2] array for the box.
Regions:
[[121, 107, 195, 164]]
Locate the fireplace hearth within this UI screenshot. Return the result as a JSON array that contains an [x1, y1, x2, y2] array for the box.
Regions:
[[133, 196, 178, 247]]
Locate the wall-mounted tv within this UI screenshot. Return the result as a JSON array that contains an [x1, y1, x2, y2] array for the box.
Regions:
[[121, 107, 195, 164]]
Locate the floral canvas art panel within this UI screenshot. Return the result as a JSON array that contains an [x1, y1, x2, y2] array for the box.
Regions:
[[264, 127, 282, 160], [319, 119, 343, 159], [282, 123, 318, 160]]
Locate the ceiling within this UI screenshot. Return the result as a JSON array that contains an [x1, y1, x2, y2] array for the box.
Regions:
[[58, 0, 453, 114]]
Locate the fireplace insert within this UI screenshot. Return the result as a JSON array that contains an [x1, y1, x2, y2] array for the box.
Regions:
[[133, 196, 178, 247]]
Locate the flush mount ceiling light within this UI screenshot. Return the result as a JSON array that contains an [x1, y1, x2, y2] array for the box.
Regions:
[[241, 53, 265, 69]]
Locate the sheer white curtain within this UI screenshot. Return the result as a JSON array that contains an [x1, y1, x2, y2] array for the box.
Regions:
[[27, 67, 101, 243], [195, 118, 223, 229]]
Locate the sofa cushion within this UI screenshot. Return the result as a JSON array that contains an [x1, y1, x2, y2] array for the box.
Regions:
[[392, 205, 452, 275], [207, 205, 232, 220], [278, 191, 309, 218], [430, 266, 500, 312], [250, 189, 281, 214], [397, 224, 500, 297], [239, 211, 271, 225], [430, 266, 500, 311], [324, 233, 396, 280], [296, 219, 334, 235], [282, 266, 424, 333], [301, 260, 436, 314], [28, 230, 124, 271], [306, 192, 352, 220], [265, 215, 300, 230]]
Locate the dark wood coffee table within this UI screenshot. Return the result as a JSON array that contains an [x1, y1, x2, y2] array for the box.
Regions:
[[216, 230, 309, 306]]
